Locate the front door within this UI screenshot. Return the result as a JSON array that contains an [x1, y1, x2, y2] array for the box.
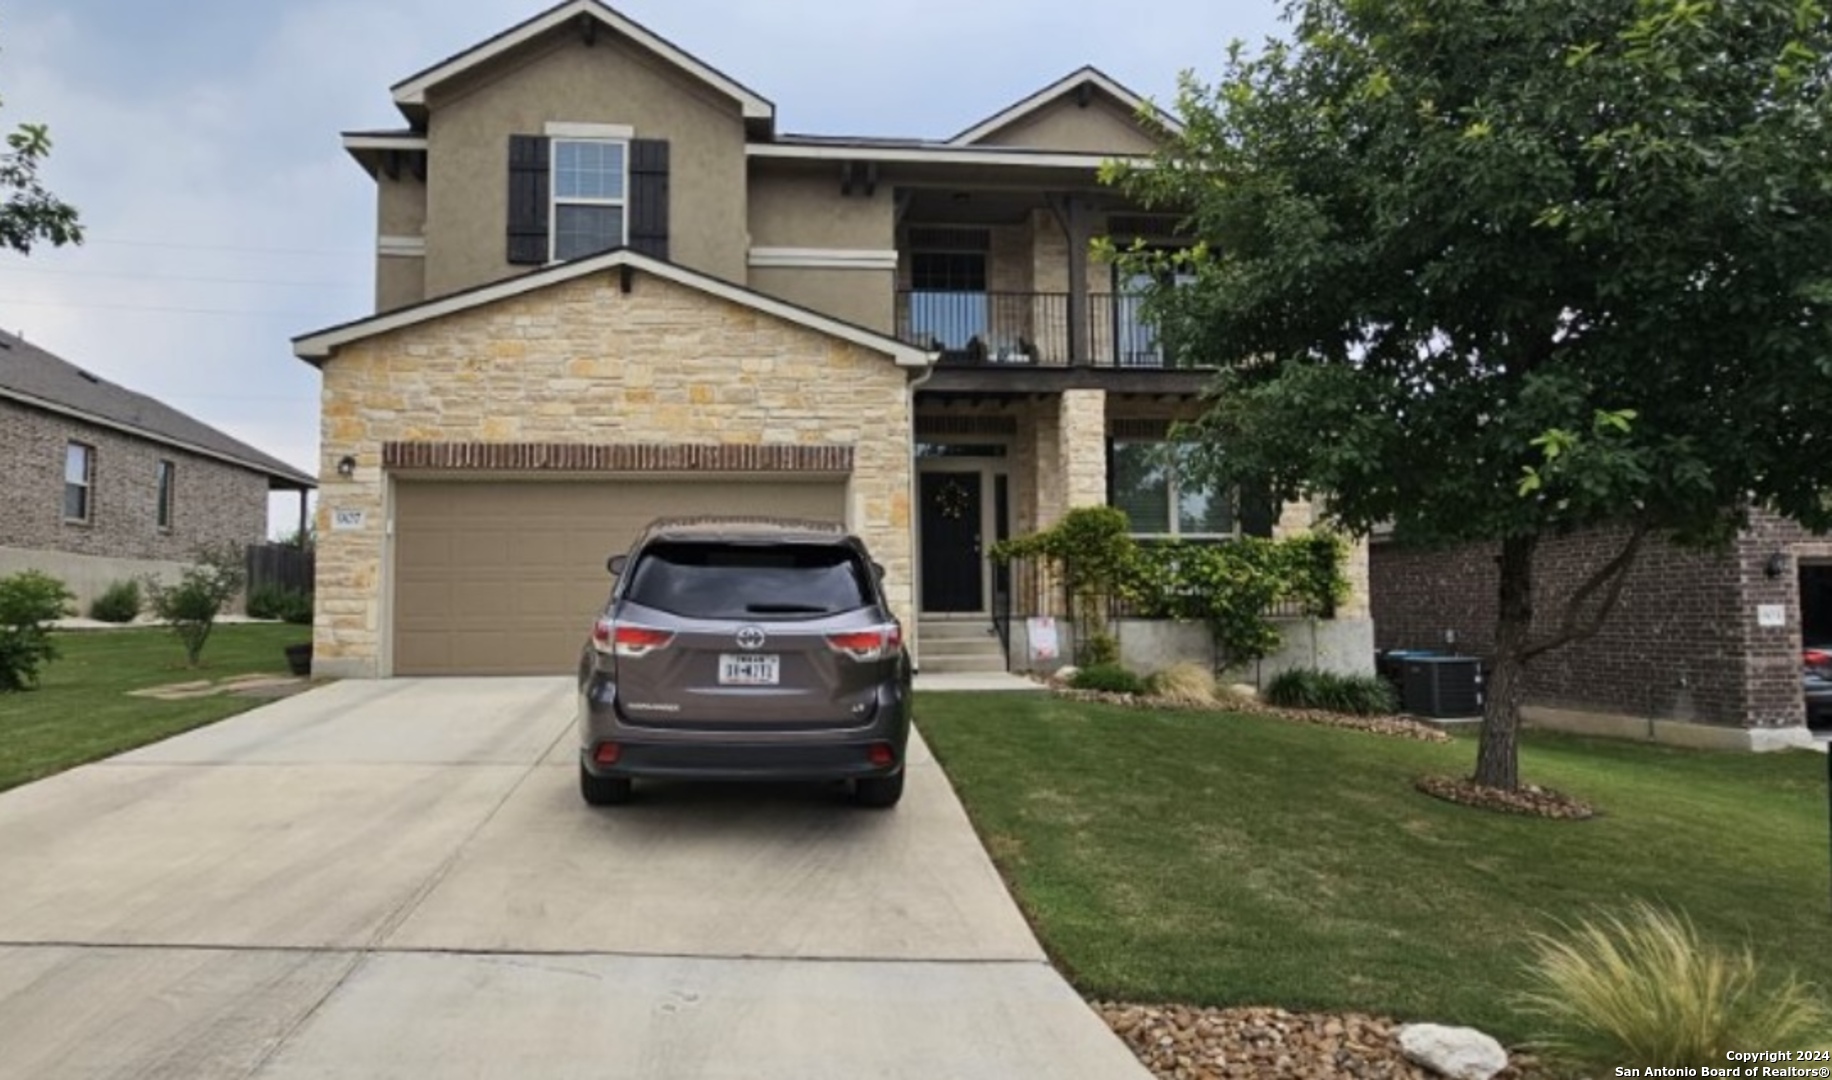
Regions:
[[920, 472, 984, 612]]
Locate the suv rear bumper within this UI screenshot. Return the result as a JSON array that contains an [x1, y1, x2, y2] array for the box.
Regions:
[[580, 740, 903, 782]]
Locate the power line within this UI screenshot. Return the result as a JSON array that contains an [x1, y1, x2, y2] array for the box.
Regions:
[[0, 266, 364, 289], [2, 297, 334, 318], [81, 236, 367, 258]]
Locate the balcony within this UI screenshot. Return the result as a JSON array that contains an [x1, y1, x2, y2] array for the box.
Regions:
[[894, 291, 1205, 370]]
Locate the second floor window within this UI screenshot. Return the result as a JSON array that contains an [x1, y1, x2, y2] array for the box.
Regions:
[[64, 441, 94, 523], [906, 237, 990, 355], [156, 460, 175, 530], [551, 139, 627, 261]]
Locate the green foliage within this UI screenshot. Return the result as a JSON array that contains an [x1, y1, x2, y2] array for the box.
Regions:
[[1105, 0, 1832, 785], [144, 546, 246, 668], [1264, 669, 1398, 715], [1518, 902, 1832, 1069], [247, 585, 313, 625], [0, 570, 72, 692], [87, 580, 141, 624], [1080, 632, 1120, 668], [992, 511, 1349, 666], [1070, 664, 1150, 695], [1, 91, 82, 254]]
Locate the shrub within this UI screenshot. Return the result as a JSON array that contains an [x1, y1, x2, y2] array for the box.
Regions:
[[246, 584, 288, 620], [144, 546, 245, 668], [0, 569, 73, 692], [249, 585, 314, 625], [88, 579, 141, 624], [1071, 664, 1150, 695], [1264, 669, 1398, 715], [277, 590, 314, 626], [1080, 631, 1120, 668], [1518, 902, 1832, 1069], [1149, 661, 1217, 705]]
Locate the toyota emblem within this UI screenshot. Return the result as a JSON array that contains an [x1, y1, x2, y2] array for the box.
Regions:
[[735, 626, 767, 650]]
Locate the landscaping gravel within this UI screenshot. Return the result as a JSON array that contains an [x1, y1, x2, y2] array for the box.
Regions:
[[1414, 775, 1597, 820], [1097, 1003, 1548, 1080]]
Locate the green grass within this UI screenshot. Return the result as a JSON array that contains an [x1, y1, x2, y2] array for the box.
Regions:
[[917, 693, 1832, 1043], [0, 624, 311, 793]]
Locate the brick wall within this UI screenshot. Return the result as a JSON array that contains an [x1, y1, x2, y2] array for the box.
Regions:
[[0, 399, 270, 564], [1369, 515, 1820, 728]]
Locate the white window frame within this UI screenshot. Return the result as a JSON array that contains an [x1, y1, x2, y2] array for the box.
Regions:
[[156, 459, 175, 531], [64, 441, 94, 524], [1109, 439, 1238, 541], [548, 135, 630, 264]]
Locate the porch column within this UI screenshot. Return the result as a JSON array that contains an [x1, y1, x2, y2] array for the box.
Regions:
[[1047, 195, 1094, 365], [1058, 389, 1107, 511]]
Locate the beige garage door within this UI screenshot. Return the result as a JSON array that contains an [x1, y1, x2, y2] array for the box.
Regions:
[[392, 478, 847, 676]]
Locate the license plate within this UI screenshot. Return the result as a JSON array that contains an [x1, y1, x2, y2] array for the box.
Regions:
[[719, 654, 780, 686]]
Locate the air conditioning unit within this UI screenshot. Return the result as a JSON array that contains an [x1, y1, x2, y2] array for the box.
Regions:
[[1401, 656, 1483, 719]]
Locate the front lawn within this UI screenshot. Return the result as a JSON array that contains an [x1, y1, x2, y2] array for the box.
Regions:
[[0, 624, 311, 793], [918, 693, 1832, 1043]]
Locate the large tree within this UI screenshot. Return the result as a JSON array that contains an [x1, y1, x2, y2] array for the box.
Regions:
[[1111, 0, 1832, 789]]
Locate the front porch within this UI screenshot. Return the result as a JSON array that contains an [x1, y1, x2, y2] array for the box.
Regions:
[[907, 389, 1374, 681]]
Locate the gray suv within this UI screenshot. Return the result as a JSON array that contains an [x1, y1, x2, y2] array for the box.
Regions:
[[576, 517, 911, 808]]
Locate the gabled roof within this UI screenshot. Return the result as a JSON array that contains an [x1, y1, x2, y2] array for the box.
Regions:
[[293, 248, 937, 370], [949, 66, 1181, 146], [389, 0, 774, 130], [0, 331, 316, 489]]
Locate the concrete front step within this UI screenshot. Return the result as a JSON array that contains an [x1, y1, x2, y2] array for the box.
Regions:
[[917, 621, 1000, 642], [917, 653, 1011, 675], [919, 638, 1007, 660]]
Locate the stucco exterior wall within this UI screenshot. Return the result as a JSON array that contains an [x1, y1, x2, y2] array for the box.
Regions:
[[421, 32, 748, 297], [315, 270, 915, 676], [746, 267, 893, 334], [973, 95, 1161, 155], [0, 399, 270, 610]]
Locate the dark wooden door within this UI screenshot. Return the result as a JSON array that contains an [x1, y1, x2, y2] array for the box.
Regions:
[[920, 472, 984, 612]]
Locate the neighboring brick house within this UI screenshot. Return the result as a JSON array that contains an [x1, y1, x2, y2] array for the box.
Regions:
[[294, 0, 1373, 678], [0, 331, 317, 611], [1371, 513, 1832, 745]]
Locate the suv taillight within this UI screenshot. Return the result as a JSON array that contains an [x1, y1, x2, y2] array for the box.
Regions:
[[825, 624, 902, 662], [592, 619, 675, 658]]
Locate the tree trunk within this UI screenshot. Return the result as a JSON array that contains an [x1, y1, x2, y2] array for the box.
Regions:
[[1475, 534, 1536, 790]]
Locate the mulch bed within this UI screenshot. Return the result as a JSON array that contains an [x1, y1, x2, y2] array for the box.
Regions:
[[1097, 1003, 1548, 1080], [1414, 775, 1596, 820], [1051, 688, 1453, 744]]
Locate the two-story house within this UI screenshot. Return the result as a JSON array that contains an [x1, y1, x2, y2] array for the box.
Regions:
[[294, 0, 1372, 678]]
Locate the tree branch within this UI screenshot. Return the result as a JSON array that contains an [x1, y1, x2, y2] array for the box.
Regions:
[[1521, 521, 1651, 662]]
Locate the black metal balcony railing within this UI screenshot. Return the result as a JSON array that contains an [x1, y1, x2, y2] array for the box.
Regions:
[[894, 291, 1199, 369]]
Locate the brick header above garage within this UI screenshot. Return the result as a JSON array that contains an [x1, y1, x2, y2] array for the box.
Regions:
[[383, 441, 854, 473]]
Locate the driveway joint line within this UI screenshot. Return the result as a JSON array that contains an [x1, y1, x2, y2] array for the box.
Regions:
[[0, 939, 1051, 967]]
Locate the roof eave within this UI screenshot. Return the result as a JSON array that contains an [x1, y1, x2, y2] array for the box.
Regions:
[[293, 249, 934, 371], [948, 66, 1184, 146]]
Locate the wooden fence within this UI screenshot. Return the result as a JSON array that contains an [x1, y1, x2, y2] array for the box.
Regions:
[[245, 543, 314, 594]]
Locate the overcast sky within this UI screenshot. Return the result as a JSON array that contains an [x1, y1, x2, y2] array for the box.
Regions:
[[1, 0, 1288, 532]]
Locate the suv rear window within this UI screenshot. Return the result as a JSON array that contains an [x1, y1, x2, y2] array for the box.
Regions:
[[624, 541, 874, 619]]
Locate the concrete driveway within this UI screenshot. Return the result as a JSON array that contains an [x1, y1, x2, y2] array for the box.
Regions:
[[0, 678, 1148, 1079]]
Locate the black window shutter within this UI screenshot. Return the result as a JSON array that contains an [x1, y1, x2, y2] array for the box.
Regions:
[[1239, 479, 1277, 538], [628, 138, 671, 260], [506, 135, 550, 265]]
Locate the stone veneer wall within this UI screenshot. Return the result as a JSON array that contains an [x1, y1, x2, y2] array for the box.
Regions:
[[1370, 512, 1826, 728], [315, 269, 915, 676]]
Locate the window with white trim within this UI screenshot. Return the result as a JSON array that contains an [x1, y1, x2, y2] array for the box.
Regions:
[[551, 139, 628, 261], [64, 441, 94, 523], [156, 459, 175, 530], [1109, 440, 1235, 538]]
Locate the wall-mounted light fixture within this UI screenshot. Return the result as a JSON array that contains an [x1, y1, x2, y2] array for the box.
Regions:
[[336, 455, 357, 479], [1764, 551, 1789, 579]]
